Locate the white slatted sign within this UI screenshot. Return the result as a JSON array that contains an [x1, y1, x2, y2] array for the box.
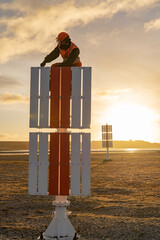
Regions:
[[82, 68, 91, 128], [29, 67, 92, 196], [29, 133, 38, 194], [39, 68, 50, 128], [82, 133, 90, 196], [71, 68, 81, 128], [38, 133, 48, 195], [30, 68, 39, 127], [71, 133, 81, 195]]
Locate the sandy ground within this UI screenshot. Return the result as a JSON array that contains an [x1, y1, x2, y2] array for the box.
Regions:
[[0, 151, 160, 240]]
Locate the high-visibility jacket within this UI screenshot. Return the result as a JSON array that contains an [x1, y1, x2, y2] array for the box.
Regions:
[[58, 41, 81, 66]]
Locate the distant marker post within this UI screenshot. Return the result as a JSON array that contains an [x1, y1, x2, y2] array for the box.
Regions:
[[102, 124, 113, 160]]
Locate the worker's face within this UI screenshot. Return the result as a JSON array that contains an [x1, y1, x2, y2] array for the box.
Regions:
[[59, 38, 70, 50]]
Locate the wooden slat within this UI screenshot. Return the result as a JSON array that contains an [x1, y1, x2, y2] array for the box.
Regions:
[[28, 133, 38, 195], [61, 67, 72, 128], [71, 133, 80, 196], [50, 67, 60, 128], [60, 133, 70, 195], [39, 68, 50, 128], [49, 133, 59, 195], [82, 67, 91, 128], [82, 133, 90, 196], [38, 133, 48, 195], [30, 67, 39, 127], [71, 67, 81, 128]]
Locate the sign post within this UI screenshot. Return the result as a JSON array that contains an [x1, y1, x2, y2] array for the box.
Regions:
[[102, 124, 113, 160], [29, 67, 91, 239]]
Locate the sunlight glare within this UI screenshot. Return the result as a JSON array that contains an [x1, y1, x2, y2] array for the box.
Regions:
[[101, 102, 157, 142]]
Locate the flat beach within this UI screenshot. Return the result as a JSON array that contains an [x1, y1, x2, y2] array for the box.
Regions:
[[1, 150, 160, 240]]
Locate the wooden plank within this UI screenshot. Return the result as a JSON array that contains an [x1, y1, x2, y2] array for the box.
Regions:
[[30, 67, 39, 127], [38, 133, 48, 195], [39, 68, 50, 128], [49, 133, 59, 195], [60, 133, 70, 195], [71, 67, 81, 128], [82, 133, 90, 196], [82, 67, 91, 128], [61, 67, 72, 128], [70, 133, 80, 196], [28, 133, 38, 195], [50, 67, 60, 128]]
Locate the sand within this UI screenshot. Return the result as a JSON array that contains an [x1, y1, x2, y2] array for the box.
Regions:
[[0, 151, 160, 240]]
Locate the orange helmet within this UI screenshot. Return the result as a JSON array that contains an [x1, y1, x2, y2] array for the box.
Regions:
[[56, 32, 69, 44]]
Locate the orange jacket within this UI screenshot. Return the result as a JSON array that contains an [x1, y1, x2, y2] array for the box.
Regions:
[[58, 41, 82, 66]]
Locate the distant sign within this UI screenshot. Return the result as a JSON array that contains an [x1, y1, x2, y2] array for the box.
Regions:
[[102, 124, 113, 148]]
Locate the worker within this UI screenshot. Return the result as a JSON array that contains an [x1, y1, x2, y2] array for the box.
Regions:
[[40, 32, 82, 68]]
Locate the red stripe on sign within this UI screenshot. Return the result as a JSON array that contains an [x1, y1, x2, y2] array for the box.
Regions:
[[60, 133, 70, 195], [61, 67, 72, 128], [106, 124, 108, 141], [49, 133, 59, 195], [50, 67, 60, 128], [106, 141, 109, 148]]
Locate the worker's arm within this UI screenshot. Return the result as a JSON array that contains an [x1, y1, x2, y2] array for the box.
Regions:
[[40, 46, 60, 67], [57, 48, 80, 67]]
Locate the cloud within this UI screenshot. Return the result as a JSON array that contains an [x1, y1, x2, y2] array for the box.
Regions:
[[0, 92, 29, 103], [144, 18, 160, 32], [98, 88, 131, 100], [99, 88, 131, 95], [0, 75, 20, 87], [0, 0, 159, 62]]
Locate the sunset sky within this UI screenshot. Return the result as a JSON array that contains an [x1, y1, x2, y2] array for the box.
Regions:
[[0, 0, 160, 142]]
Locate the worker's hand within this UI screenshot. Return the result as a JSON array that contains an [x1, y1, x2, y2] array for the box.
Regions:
[[40, 61, 46, 67]]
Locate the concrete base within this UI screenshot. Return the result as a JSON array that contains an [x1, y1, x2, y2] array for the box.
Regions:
[[42, 196, 77, 240]]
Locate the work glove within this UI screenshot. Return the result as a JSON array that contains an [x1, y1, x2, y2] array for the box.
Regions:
[[40, 61, 46, 67]]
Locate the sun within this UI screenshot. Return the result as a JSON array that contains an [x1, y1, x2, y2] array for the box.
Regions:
[[101, 102, 157, 142]]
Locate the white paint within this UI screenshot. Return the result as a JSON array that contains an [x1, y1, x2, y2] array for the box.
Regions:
[[39, 68, 50, 128], [82, 133, 90, 196], [30, 67, 39, 127], [82, 67, 91, 128], [70, 133, 81, 196], [28, 133, 38, 194]]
